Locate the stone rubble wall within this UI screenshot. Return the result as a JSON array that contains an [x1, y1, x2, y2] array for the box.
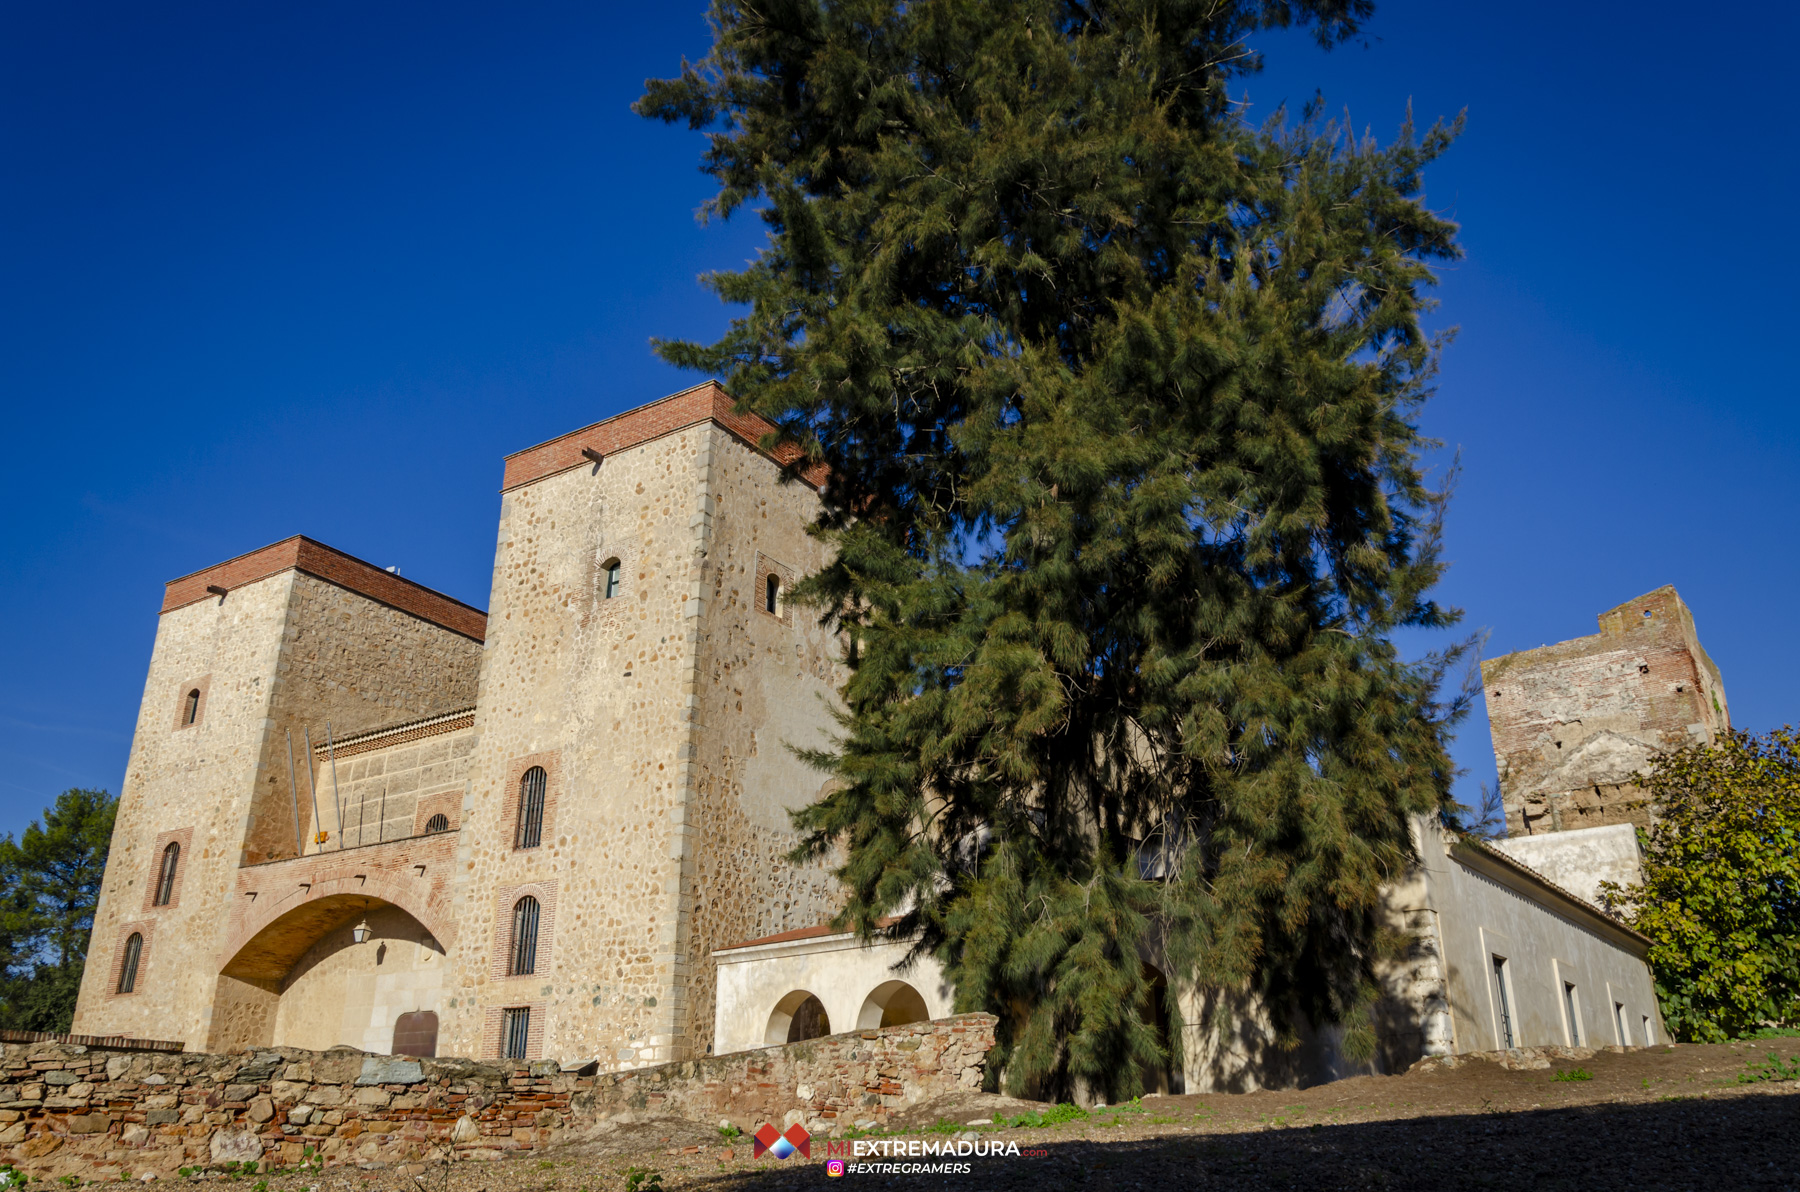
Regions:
[[0, 1014, 997, 1179]]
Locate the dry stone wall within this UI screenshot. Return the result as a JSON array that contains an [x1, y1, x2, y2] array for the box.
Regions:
[[0, 1015, 997, 1180]]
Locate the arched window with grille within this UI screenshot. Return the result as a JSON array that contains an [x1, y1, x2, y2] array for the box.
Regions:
[[153, 842, 180, 906], [424, 813, 450, 834], [508, 896, 540, 976], [117, 933, 144, 994], [602, 558, 621, 600], [183, 689, 201, 726], [515, 767, 546, 849]]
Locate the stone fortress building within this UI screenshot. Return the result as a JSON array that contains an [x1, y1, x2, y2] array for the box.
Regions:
[[1482, 587, 1728, 906], [73, 383, 1675, 1091]]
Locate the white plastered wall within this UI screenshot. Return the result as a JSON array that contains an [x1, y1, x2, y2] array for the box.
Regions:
[[712, 932, 954, 1055]]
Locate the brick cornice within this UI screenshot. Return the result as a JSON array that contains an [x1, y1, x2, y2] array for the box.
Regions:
[[161, 536, 487, 642], [500, 380, 828, 494]]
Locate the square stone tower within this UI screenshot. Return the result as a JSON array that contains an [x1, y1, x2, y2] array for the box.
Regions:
[[436, 382, 848, 1066], [71, 538, 486, 1049], [1479, 585, 1728, 836]]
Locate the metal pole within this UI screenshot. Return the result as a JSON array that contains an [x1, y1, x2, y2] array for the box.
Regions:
[[325, 721, 345, 850], [284, 730, 303, 857], [302, 728, 325, 852]]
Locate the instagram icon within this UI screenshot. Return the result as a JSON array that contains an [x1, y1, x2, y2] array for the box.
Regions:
[[826, 1159, 846, 1177]]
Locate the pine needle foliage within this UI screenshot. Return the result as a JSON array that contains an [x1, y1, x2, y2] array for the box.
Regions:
[[640, 0, 1467, 1099], [1603, 728, 1800, 1043]]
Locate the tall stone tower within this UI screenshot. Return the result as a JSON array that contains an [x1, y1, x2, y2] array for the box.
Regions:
[[435, 382, 847, 1065], [1479, 585, 1728, 838], [71, 538, 486, 1049]]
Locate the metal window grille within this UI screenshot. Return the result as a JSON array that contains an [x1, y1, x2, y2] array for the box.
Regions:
[[501, 1007, 531, 1060], [603, 560, 621, 599], [425, 813, 450, 833], [1492, 956, 1514, 1048], [153, 842, 180, 906], [117, 933, 143, 994], [515, 767, 546, 848], [509, 896, 540, 976], [184, 689, 200, 725]]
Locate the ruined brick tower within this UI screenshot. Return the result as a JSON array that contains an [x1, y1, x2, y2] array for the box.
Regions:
[[72, 383, 847, 1066], [1480, 585, 1728, 837]]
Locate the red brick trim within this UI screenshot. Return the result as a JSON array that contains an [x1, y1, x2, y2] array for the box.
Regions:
[[754, 553, 795, 625], [414, 790, 462, 836], [105, 921, 155, 998], [500, 381, 828, 494], [311, 708, 476, 761], [482, 1003, 547, 1061], [505, 752, 561, 851], [141, 827, 195, 913], [161, 536, 487, 641], [172, 677, 210, 731], [490, 880, 558, 981]]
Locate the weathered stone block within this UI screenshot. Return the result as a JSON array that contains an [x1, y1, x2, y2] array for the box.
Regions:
[[356, 1058, 423, 1086], [67, 1113, 112, 1134], [209, 1128, 263, 1163]]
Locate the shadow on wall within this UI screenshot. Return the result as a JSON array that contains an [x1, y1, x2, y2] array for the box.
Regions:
[[1185, 974, 1430, 1094]]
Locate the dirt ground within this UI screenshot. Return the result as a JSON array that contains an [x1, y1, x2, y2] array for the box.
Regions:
[[59, 1041, 1800, 1192]]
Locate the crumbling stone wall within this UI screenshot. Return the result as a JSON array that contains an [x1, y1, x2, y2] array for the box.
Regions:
[[0, 1015, 997, 1180], [1479, 586, 1728, 835]]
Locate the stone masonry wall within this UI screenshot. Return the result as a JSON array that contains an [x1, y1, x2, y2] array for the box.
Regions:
[[1480, 586, 1729, 835], [0, 1015, 997, 1180]]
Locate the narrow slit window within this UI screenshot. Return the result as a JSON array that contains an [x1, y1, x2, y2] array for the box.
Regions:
[[1641, 1014, 1654, 1045], [602, 558, 621, 600], [153, 842, 180, 906], [1615, 1002, 1631, 1045], [508, 896, 540, 977], [424, 813, 450, 834], [765, 574, 781, 615], [515, 766, 546, 849], [117, 933, 144, 994], [502, 1006, 531, 1059], [183, 689, 201, 726], [1491, 955, 1514, 1049], [1562, 982, 1581, 1045]]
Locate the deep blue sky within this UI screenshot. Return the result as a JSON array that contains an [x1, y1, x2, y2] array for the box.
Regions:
[[3, 2, 1796, 838]]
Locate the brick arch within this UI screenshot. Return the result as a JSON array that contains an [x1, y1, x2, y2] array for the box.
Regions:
[[220, 875, 453, 982]]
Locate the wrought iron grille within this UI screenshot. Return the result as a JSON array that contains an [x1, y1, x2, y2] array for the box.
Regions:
[[509, 895, 540, 976], [515, 766, 546, 849]]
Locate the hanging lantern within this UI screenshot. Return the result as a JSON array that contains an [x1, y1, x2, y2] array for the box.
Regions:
[[352, 919, 372, 945]]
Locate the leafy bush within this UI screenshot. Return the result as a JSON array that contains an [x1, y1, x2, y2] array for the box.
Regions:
[[1550, 1068, 1592, 1082]]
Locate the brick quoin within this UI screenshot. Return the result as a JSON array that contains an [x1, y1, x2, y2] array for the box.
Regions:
[[160, 537, 488, 641]]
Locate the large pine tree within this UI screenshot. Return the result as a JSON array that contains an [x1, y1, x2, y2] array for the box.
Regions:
[[641, 0, 1466, 1098]]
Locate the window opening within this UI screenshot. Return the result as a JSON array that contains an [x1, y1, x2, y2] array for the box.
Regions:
[[1641, 1015, 1654, 1045], [153, 842, 180, 906], [501, 1007, 531, 1060], [117, 933, 144, 994], [766, 574, 780, 615], [1615, 1002, 1631, 1045], [1491, 956, 1514, 1049], [508, 895, 540, 976], [424, 813, 449, 834], [515, 766, 546, 849], [183, 689, 200, 726], [1562, 982, 1581, 1045], [602, 558, 621, 600]]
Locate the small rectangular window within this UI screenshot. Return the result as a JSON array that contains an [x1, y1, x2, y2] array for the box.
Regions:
[[502, 1007, 531, 1060], [1615, 1002, 1631, 1046], [1642, 1015, 1654, 1045], [1562, 981, 1582, 1045], [1492, 955, 1515, 1049]]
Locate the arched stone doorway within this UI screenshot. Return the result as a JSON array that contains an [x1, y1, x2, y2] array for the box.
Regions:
[[765, 990, 831, 1045], [213, 893, 446, 1054], [856, 980, 930, 1030]]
